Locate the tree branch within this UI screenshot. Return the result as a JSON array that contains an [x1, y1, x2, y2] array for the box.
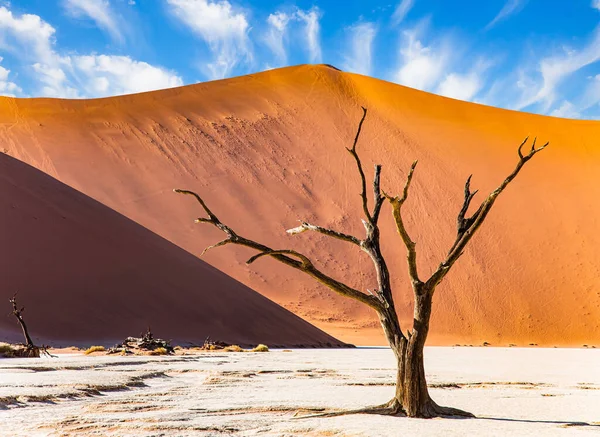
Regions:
[[175, 189, 381, 310], [371, 164, 386, 223], [346, 107, 372, 223], [286, 222, 361, 246], [427, 137, 549, 289], [246, 249, 313, 267], [383, 161, 421, 287]]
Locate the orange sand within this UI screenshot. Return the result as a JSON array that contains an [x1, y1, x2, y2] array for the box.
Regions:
[[0, 64, 599, 346]]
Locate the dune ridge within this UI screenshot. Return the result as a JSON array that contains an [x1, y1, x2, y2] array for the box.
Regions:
[[1, 64, 599, 346]]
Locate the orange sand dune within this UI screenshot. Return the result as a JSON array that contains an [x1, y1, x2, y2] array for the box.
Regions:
[[1, 64, 599, 346], [0, 153, 347, 347]]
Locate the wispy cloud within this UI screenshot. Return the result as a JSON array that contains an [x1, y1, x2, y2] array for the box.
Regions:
[[550, 100, 580, 118], [394, 24, 450, 92], [264, 12, 290, 65], [166, 0, 251, 80], [63, 0, 124, 43], [593, 0, 600, 11], [485, 0, 528, 30], [391, 0, 414, 26], [343, 22, 377, 76], [514, 27, 600, 111], [296, 7, 322, 63]]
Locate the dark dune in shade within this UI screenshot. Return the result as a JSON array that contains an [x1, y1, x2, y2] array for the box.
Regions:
[[0, 153, 348, 347]]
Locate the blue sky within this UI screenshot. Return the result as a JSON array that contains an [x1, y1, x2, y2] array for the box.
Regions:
[[1, 1, 600, 119]]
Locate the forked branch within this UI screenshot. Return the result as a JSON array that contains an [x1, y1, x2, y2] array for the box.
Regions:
[[346, 106, 371, 222], [427, 136, 548, 289], [383, 161, 421, 287], [345, 107, 385, 226]]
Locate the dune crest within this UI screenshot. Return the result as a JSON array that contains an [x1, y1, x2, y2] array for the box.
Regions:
[[1, 64, 599, 346]]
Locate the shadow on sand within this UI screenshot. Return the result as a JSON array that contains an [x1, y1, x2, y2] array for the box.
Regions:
[[477, 416, 599, 428]]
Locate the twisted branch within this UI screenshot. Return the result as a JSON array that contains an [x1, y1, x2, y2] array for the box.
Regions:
[[174, 189, 381, 310]]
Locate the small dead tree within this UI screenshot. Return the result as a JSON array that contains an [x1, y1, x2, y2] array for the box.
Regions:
[[7, 293, 53, 357], [175, 108, 547, 418], [9, 293, 35, 349]]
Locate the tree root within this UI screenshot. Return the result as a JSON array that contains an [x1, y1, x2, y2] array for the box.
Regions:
[[294, 398, 475, 419], [294, 398, 405, 419], [418, 399, 475, 418]]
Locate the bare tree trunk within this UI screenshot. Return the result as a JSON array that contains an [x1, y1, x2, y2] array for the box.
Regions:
[[378, 290, 472, 417]]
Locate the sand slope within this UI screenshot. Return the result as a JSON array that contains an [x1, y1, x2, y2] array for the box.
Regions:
[[1, 64, 599, 346], [0, 153, 347, 347]]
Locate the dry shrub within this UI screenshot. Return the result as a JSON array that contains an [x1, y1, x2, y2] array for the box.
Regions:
[[84, 345, 106, 355], [0, 344, 40, 358], [223, 345, 244, 352], [0, 343, 15, 357], [252, 344, 269, 352], [149, 347, 168, 355]]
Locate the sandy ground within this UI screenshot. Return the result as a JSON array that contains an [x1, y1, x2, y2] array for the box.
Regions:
[[1, 348, 598, 436]]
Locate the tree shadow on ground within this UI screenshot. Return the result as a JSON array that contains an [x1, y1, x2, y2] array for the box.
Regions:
[[477, 416, 599, 428]]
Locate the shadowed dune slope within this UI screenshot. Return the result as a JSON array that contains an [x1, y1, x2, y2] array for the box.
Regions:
[[0, 153, 348, 347], [1, 64, 600, 346]]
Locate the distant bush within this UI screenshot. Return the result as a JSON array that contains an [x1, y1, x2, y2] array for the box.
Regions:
[[0, 343, 15, 357], [84, 345, 106, 355], [223, 345, 244, 352], [149, 347, 168, 355], [252, 344, 269, 352]]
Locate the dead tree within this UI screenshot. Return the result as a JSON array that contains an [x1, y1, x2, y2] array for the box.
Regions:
[[9, 293, 35, 349], [175, 108, 547, 418]]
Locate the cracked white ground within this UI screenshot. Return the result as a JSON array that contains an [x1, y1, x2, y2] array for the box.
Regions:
[[1, 347, 599, 436]]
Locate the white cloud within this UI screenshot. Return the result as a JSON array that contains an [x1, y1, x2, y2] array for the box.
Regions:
[[63, 0, 123, 43], [296, 7, 322, 63], [264, 12, 290, 64], [486, 0, 528, 30], [166, 0, 251, 80], [32, 59, 80, 98], [391, 0, 414, 26], [550, 100, 580, 118], [394, 28, 449, 91], [593, 0, 600, 11], [0, 57, 21, 96], [436, 60, 490, 101], [575, 74, 600, 113], [31, 55, 183, 98], [73, 55, 183, 97], [343, 22, 377, 76], [437, 71, 482, 101], [0, 5, 182, 98], [514, 27, 600, 111], [0, 6, 56, 64]]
